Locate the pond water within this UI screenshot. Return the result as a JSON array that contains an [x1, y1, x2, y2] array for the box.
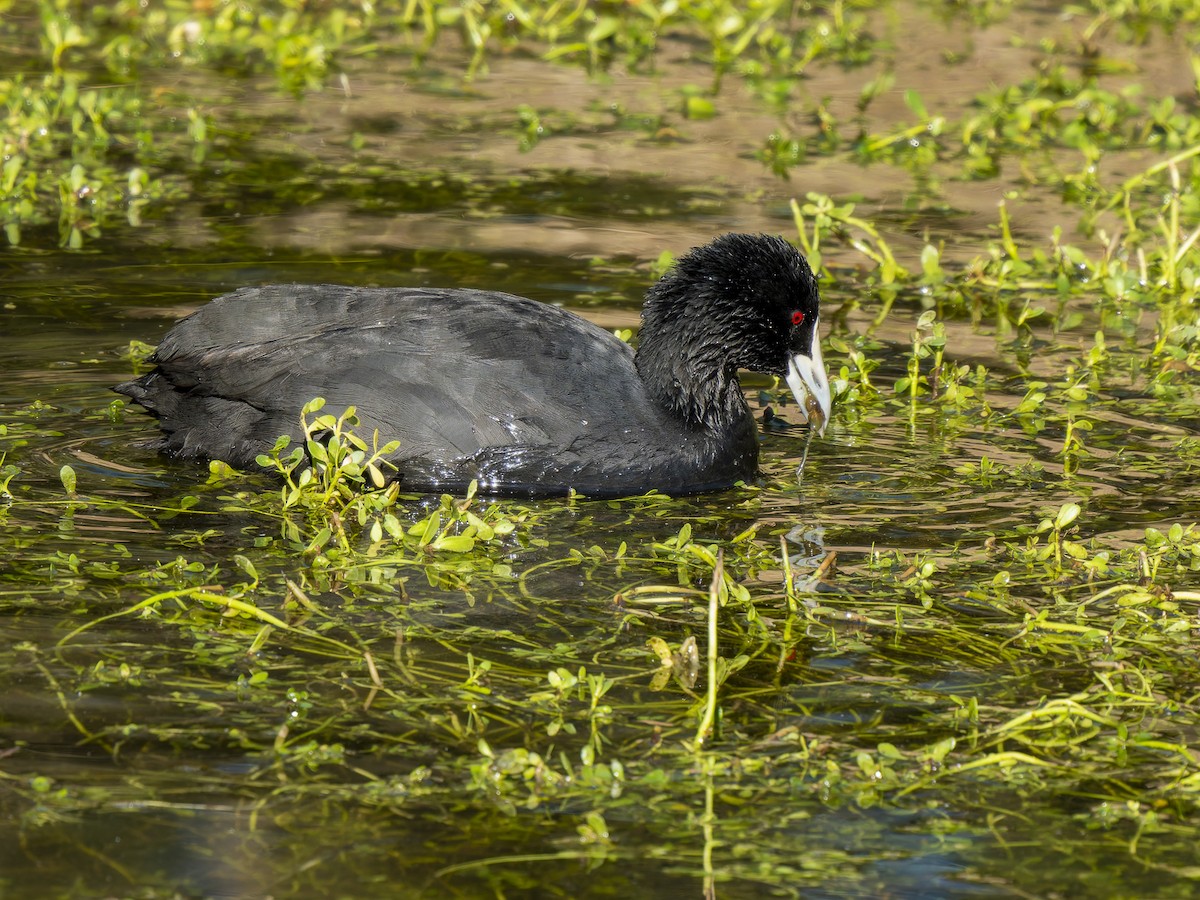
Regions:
[[4, 3, 1200, 898]]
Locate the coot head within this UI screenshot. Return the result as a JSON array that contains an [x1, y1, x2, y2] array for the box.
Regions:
[[636, 232, 831, 432]]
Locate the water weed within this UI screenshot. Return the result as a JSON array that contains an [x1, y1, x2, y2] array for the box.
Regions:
[[4, 0, 1200, 896]]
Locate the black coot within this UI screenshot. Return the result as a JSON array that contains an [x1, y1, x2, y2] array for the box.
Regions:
[[115, 233, 831, 497]]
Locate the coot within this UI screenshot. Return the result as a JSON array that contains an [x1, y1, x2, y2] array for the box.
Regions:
[[115, 233, 830, 497]]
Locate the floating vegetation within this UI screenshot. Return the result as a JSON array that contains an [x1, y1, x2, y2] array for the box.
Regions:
[[3, 0, 1200, 896]]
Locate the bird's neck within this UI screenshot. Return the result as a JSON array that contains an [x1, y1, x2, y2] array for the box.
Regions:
[[633, 322, 748, 431]]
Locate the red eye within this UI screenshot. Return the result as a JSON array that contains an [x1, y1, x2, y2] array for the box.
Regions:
[[791, 310, 805, 326]]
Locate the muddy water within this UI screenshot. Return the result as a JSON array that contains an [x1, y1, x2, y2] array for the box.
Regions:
[[3, 4, 1199, 899]]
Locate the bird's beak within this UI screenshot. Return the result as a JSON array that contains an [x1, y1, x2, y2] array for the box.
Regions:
[[785, 319, 831, 435]]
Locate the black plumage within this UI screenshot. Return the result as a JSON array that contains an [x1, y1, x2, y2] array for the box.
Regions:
[[115, 233, 831, 497]]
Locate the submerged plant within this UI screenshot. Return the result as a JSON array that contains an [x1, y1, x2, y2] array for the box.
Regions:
[[6, 2, 1200, 896]]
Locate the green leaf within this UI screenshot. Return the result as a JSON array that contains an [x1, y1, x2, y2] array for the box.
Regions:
[[412, 511, 440, 546], [904, 89, 929, 120], [646, 637, 674, 666], [587, 16, 618, 44], [1054, 502, 1081, 531], [929, 736, 956, 762], [920, 244, 942, 278], [432, 534, 475, 553], [683, 95, 716, 119], [382, 513, 403, 540], [1063, 541, 1089, 560]]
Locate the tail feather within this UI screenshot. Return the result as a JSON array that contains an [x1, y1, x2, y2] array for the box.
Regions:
[[113, 372, 180, 421], [113, 375, 149, 404], [113, 369, 275, 468]]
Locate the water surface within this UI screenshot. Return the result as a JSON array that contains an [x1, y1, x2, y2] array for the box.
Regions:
[[3, 3, 1200, 898]]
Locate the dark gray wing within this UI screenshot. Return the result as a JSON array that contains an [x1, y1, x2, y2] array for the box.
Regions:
[[131, 285, 640, 472]]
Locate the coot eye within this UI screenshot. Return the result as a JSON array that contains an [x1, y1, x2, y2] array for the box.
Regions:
[[791, 310, 805, 326]]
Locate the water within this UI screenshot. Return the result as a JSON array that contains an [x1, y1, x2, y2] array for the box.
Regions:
[[4, 5, 1200, 898]]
